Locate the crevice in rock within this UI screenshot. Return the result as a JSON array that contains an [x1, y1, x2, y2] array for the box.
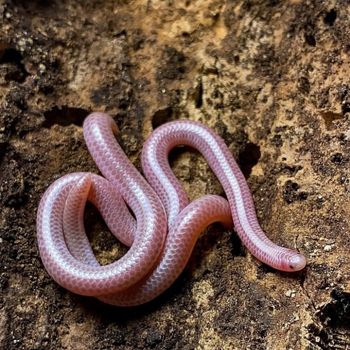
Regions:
[[152, 107, 173, 129], [304, 23, 317, 47], [318, 289, 350, 329], [230, 232, 245, 257], [0, 47, 29, 83], [307, 289, 350, 349], [237, 142, 261, 178], [42, 106, 90, 127], [324, 9, 337, 26], [283, 180, 308, 204], [194, 79, 203, 109]]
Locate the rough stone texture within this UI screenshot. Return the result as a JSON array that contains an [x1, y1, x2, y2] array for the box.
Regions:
[[1, 0, 350, 349]]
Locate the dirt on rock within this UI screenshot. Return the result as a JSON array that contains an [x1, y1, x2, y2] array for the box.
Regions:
[[1, 0, 350, 349]]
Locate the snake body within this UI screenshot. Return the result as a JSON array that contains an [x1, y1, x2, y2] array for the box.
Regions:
[[36, 112, 306, 306]]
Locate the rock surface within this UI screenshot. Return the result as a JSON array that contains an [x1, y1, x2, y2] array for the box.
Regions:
[[1, 0, 350, 349]]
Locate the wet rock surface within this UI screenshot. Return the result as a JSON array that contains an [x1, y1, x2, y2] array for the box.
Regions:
[[0, 0, 349, 349]]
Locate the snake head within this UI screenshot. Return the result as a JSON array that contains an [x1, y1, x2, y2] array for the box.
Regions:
[[285, 253, 307, 272]]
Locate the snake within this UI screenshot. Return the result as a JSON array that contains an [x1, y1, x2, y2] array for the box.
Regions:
[[36, 112, 306, 306]]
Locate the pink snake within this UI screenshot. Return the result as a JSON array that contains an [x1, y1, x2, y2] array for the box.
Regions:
[[36, 112, 306, 306]]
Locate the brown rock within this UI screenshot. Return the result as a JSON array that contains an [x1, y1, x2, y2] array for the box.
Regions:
[[1, 1, 349, 349]]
